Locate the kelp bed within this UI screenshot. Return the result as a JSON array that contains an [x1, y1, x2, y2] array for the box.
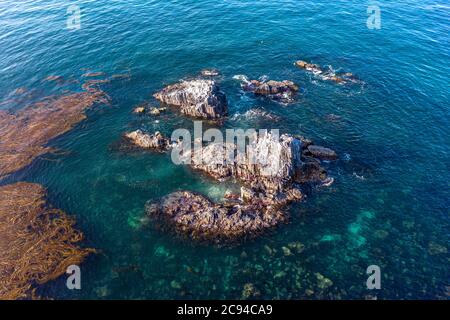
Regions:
[[0, 82, 109, 180], [0, 76, 115, 299], [0, 182, 95, 300]]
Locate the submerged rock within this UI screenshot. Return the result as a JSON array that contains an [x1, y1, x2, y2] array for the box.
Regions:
[[304, 145, 338, 160], [315, 273, 333, 290], [153, 79, 227, 119], [231, 108, 281, 122], [295, 60, 360, 84], [146, 191, 287, 243], [124, 130, 171, 151], [288, 242, 305, 254], [282, 246, 293, 256], [149, 107, 167, 115], [428, 242, 447, 256], [133, 106, 146, 114], [43, 75, 64, 83], [295, 60, 322, 73], [241, 283, 260, 299]]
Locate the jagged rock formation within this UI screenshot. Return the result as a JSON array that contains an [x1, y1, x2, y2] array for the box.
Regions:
[[146, 191, 289, 244], [231, 108, 281, 122], [124, 74, 339, 243], [190, 132, 303, 194], [124, 130, 171, 151], [295, 60, 360, 84], [153, 79, 227, 119], [234, 75, 299, 102]]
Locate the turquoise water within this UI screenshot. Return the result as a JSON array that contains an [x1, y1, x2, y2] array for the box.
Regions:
[[1, 0, 449, 299]]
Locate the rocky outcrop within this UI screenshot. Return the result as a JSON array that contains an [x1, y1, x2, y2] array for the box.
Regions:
[[149, 107, 167, 115], [190, 132, 303, 194], [124, 130, 171, 151], [235, 76, 299, 103], [146, 191, 288, 244], [295, 157, 328, 184], [153, 79, 227, 119], [133, 106, 146, 114], [295, 60, 360, 84], [295, 60, 322, 74]]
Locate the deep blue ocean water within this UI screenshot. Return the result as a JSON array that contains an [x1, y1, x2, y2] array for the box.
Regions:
[[0, 0, 449, 299]]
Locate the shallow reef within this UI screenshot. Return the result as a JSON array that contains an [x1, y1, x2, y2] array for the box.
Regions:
[[295, 60, 361, 84]]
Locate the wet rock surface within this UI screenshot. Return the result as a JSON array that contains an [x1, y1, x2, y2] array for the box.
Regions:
[[295, 60, 322, 73], [124, 130, 171, 152], [0, 79, 110, 180], [149, 106, 167, 115], [295, 60, 360, 84], [235, 75, 299, 103], [133, 106, 146, 114], [121, 126, 335, 243], [153, 79, 227, 119], [231, 108, 281, 122]]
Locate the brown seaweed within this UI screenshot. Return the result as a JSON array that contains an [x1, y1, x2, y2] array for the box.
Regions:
[[0, 182, 95, 300], [0, 84, 109, 180], [0, 75, 115, 299]]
